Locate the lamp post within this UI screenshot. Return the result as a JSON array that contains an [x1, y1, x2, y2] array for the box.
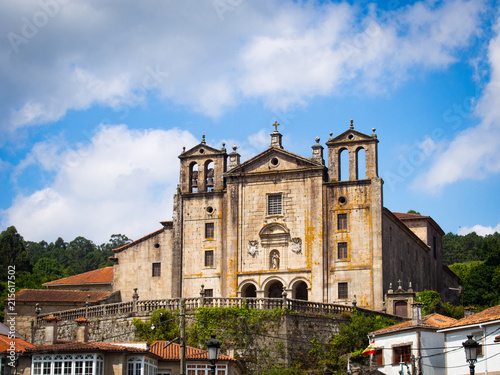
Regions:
[[462, 335, 479, 375], [206, 335, 221, 375]]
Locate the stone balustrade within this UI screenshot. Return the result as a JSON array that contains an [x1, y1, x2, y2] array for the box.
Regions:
[[36, 297, 360, 325]]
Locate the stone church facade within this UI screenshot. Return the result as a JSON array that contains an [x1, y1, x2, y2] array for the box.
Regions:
[[112, 122, 459, 312]]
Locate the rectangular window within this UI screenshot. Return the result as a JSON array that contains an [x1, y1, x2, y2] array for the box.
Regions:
[[204, 289, 213, 297], [337, 242, 348, 259], [393, 345, 411, 365], [338, 282, 348, 299], [152, 263, 161, 277], [337, 213, 347, 230], [472, 331, 483, 356], [433, 236, 437, 259], [205, 250, 214, 267], [268, 194, 282, 215], [205, 223, 214, 239]]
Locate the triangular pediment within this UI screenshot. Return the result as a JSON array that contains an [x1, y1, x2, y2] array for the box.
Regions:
[[179, 143, 226, 159], [327, 129, 377, 145], [226, 147, 323, 174]]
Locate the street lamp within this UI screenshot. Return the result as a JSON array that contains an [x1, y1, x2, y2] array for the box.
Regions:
[[206, 335, 221, 375], [462, 335, 479, 375]]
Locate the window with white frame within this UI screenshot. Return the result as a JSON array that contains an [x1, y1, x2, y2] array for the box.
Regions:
[[127, 356, 158, 375], [187, 364, 227, 375], [32, 354, 103, 375]]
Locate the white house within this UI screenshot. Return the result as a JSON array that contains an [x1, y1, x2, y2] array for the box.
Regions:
[[438, 305, 500, 375], [371, 304, 456, 375]]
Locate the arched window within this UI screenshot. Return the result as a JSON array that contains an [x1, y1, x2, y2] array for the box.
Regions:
[[241, 283, 257, 298], [267, 281, 283, 298], [270, 250, 280, 270], [205, 160, 214, 192], [356, 147, 366, 179], [339, 148, 349, 181], [189, 163, 198, 193], [294, 281, 308, 301]]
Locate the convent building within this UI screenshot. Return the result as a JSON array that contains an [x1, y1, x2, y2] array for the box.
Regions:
[[112, 122, 459, 313]]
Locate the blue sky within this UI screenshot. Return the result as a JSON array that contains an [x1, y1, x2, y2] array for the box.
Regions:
[[1, 0, 500, 244]]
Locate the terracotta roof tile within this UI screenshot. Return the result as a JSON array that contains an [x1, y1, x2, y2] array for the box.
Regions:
[[0, 334, 35, 353], [12, 289, 111, 303], [372, 313, 457, 335], [43, 267, 113, 286], [27, 341, 153, 354], [392, 212, 430, 220], [150, 341, 237, 362], [445, 305, 500, 328], [42, 315, 61, 322]]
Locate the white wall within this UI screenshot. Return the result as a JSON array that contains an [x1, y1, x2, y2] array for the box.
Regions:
[[443, 322, 500, 375], [375, 329, 446, 375]]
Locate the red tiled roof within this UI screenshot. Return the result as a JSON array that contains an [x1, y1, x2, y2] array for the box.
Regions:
[[392, 212, 429, 220], [150, 341, 237, 362], [43, 267, 113, 286], [43, 315, 61, 322], [12, 289, 111, 303], [444, 305, 500, 329], [0, 334, 35, 353], [372, 313, 457, 335], [27, 341, 155, 355]]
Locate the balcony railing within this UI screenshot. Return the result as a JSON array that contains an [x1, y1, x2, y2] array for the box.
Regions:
[[36, 296, 364, 325]]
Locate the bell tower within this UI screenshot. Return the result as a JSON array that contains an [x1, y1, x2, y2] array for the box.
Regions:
[[325, 120, 379, 182], [178, 135, 227, 194]]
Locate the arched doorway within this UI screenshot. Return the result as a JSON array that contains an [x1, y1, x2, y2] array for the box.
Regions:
[[294, 281, 308, 301], [241, 284, 257, 298], [267, 281, 283, 298]]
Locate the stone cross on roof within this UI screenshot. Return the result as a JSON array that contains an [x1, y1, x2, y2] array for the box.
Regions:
[[272, 121, 280, 132]]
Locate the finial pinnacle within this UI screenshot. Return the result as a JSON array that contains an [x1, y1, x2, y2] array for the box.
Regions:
[[272, 121, 280, 132], [350, 119, 354, 129], [315, 137, 320, 144], [202, 134, 206, 144], [232, 144, 237, 151]]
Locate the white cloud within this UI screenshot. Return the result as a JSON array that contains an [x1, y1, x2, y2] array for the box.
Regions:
[[1, 125, 198, 243], [415, 15, 500, 191], [458, 223, 500, 236], [0, 0, 485, 129]]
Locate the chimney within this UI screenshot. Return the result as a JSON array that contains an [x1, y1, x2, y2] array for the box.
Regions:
[[226, 342, 236, 358], [412, 303, 423, 325], [75, 317, 90, 342], [43, 315, 61, 345], [464, 307, 476, 317]]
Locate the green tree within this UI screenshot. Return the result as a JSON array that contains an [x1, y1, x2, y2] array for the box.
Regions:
[[33, 258, 67, 281], [0, 226, 31, 278]]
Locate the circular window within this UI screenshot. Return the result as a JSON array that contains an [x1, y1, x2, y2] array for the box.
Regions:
[[348, 134, 354, 140], [154, 243, 160, 248], [206, 206, 214, 214], [338, 196, 347, 204], [271, 157, 279, 166], [199, 149, 205, 154]]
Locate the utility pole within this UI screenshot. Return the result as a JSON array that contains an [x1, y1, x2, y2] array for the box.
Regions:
[[180, 299, 186, 375]]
